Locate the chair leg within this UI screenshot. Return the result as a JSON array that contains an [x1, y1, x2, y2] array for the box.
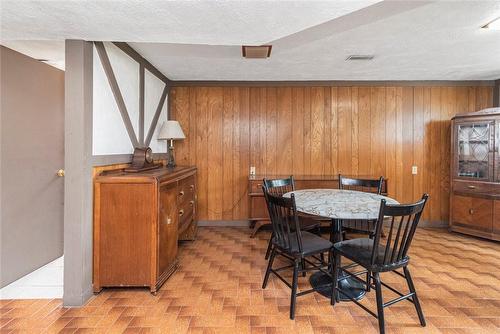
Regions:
[[265, 233, 273, 260], [331, 252, 340, 305], [366, 270, 371, 292], [404, 266, 426, 327], [374, 272, 385, 334], [262, 247, 276, 289], [301, 259, 307, 277], [290, 259, 300, 320]]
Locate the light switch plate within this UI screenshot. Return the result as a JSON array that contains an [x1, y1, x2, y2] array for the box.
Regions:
[[250, 166, 256, 176], [412, 166, 418, 175]]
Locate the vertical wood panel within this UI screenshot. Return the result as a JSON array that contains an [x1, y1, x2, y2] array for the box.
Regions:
[[330, 87, 338, 175], [238, 87, 250, 219], [195, 88, 209, 219], [277, 87, 292, 175], [358, 87, 371, 176], [371, 87, 386, 178], [206, 88, 223, 220], [303, 88, 312, 174], [311, 87, 325, 175], [222, 87, 234, 220], [413, 87, 424, 203], [170, 85, 494, 223], [401, 87, 414, 203], [385, 87, 397, 199], [337, 87, 352, 174]]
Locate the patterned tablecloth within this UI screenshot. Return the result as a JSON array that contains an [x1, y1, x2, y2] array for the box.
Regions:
[[284, 189, 399, 220]]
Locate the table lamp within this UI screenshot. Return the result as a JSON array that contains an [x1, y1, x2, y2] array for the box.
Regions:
[[158, 120, 185, 168]]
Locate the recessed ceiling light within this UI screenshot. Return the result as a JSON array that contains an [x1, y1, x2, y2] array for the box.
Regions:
[[481, 17, 500, 30], [345, 55, 374, 61], [242, 45, 272, 59]]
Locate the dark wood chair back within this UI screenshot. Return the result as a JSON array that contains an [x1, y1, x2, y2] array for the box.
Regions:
[[262, 176, 295, 197], [339, 175, 384, 195], [372, 194, 429, 267], [262, 188, 303, 254]]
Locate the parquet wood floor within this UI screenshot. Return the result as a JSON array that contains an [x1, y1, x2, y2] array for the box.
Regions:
[[1, 227, 500, 334]]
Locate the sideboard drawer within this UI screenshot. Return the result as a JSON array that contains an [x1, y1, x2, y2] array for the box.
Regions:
[[453, 181, 500, 197], [250, 180, 264, 194]]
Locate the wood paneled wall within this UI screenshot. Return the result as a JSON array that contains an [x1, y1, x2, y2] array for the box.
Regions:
[[170, 85, 493, 223]]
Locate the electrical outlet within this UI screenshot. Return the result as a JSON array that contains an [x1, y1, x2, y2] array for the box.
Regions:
[[412, 166, 418, 175], [250, 166, 256, 176]]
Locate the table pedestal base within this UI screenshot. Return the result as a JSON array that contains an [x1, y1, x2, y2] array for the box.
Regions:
[[310, 270, 366, 301]]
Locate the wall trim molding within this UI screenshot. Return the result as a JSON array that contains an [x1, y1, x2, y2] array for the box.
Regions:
[[170, 80, 496, 87], [196, 220, 446, 229], [198, 220, 251, 227]]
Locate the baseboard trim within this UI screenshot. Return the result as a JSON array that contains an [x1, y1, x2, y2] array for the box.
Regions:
[[197, 219, 448, 229], [198, 220, 250, 227], [420, 220, 448, 228]]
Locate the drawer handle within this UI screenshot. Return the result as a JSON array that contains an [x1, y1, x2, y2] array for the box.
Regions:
[[469, 209, 474, 215], [179, 209, 184, 216], [179, 190, 185, 196], [190, 184, 195, 190], [257, 183, 262, 187], [467, 185, 476, 189], [190, 200, 194, 206], [165, 217, 172, 225]]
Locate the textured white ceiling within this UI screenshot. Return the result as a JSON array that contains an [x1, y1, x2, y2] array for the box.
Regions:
[[1, 0, 379, 44], [2, 0, 500, 80]]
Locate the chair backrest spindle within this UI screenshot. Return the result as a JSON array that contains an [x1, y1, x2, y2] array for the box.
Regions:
[[339, 175, 384, 195], [262, 180, 303, 254], [372, 194, 429, 267]]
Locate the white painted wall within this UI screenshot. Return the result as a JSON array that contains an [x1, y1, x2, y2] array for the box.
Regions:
[[92, 42, 168, 156]]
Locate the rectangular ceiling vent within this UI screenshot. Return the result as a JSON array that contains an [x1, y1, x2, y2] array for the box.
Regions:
[[346, 55, 374, 61], [242, 45, 272, 59]]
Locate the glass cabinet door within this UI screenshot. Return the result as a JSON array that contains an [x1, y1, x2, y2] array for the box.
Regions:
[[455, 121, 493, 180], [496, 120, 500, 182]]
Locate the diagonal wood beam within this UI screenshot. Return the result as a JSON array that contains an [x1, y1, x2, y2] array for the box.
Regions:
[[95, 42, 139, 148], [145, 85, 169, 147], [139, 64, 145, 146], [113, 42, 171, 85]]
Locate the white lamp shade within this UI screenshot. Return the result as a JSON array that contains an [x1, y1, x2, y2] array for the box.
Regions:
[[158, 120, 186, 140]]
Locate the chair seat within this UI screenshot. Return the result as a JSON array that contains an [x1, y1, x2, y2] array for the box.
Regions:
[[275, 231, 332, 257], [333, 238, 409, 272]]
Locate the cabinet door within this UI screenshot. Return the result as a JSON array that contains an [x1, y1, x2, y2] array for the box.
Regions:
[[454, 121, 494, 181], [158, 182, 178, 278], [451, 194, 493, 233], [495, 120, 500, 182], [451, 195, 472, 226], [493, 201, 500, 240]]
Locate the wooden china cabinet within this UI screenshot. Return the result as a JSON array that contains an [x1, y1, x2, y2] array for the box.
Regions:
[[450, 108, 500, 241]]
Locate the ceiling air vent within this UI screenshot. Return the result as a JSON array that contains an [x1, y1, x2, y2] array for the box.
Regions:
[[242, 45, 272, 59], [346, 55, 374, 61]]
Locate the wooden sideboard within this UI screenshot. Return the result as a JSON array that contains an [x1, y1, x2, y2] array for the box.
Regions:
[[93, 166, 197, 294], [248, 175, 388, 237], [450, 108, 500, 241]]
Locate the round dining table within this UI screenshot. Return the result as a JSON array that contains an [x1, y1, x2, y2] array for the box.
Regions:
[[284, 189, 399, 301]]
